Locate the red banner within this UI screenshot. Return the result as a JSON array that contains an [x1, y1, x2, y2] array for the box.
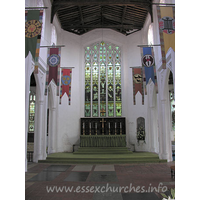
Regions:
[[132, 68, 144, 105], [45, 47, 61, 96], [60, 68, 72, 105]]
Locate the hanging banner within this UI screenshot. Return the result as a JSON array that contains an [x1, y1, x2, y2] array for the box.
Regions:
[[45, 47, 61, 96], [25, 10, 43, 73], [132, 68, 144, 105], [60, 68, 72, 105], [157, 6, 175, 69], [141, 47, 158, 94]]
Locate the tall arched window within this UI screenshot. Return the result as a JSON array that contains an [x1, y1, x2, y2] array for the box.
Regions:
[[51, 25, 57, 45], [148, 24, 154, 45], [84, 41, 122, 117]]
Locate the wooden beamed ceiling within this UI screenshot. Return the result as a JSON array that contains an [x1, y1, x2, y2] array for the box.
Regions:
[[51, 0, 153, 36]]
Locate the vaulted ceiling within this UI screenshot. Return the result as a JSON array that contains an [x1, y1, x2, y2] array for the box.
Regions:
[[50, 0, 153, 36]]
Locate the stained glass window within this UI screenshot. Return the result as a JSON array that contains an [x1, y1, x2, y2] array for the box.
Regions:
[[107, 62, 114, 117], [85, 62, 91, 117], [170, 91, 175, 131], [100, 63, 106, 117], [115, 62, 122, 116], [84, 41, 122, 117], [29, 91, 36, 132], [148, 24, 154, 45], [92, 62, 99, 117]]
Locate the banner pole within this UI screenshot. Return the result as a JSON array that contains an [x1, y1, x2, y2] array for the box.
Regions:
[[137, 44, 161, 47], [25, 7, 48, 10], [40, 45, 65, 48]]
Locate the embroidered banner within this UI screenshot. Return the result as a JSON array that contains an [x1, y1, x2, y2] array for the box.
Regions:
[[45, 47, 61, 96], [157, 6, 175, 69], [132, 68, 144, 105], [141, 47, 158, 94], [60, 68, 72, 105], [25, 10, 43, 73]]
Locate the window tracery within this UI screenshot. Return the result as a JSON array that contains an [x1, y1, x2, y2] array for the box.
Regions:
[[84, 42, 122, 117]]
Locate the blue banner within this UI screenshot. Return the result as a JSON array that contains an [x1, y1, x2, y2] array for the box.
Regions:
[[142, 47, 155, 84], [141, 47, 158, 94]]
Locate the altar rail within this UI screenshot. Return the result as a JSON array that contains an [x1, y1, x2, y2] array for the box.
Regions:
[[80, 135, 126, 147]]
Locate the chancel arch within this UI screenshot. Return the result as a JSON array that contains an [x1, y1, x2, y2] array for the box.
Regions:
[[27, 74, 36, 163], [25, 52, 46, 166], [157, 47, 175, 161]]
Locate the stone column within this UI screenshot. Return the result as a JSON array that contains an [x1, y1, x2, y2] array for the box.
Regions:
[[25, 52, 33, 172], [33, 69, 46, 163], [49, 107, 57, 153], [33, 99, 45, 162], [150, 107, 156, 152], [147, 81, 157, 153], [161, 100, 169, 160], [25, 69, 30, 172]]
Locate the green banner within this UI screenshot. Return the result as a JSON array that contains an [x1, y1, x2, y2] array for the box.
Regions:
[[25, 10, 43, 59]]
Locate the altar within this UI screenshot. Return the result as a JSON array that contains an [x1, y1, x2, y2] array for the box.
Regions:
[[80, 117, 126, 147]]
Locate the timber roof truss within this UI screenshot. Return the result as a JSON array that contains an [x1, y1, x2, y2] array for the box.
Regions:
[[51, 0, 153, 36]]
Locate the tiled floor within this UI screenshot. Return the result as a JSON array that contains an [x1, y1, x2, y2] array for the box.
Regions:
[[25, 162, 175, 200]]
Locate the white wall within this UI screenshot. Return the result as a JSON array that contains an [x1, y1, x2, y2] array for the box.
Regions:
[[125, 31, 149, 151], [57, 31, 82, 152], [54, 28, 152, 152]]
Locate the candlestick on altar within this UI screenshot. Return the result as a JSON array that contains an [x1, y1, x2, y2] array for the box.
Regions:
[[120, 122, 122, 135], [89, 122, 91, 135], [83, 122, 85, 135], [95, 122, 97, 135], [115, 122, 117, 135], [108, 122, 110, 135]]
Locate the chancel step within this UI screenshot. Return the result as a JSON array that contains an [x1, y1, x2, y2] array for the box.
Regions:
[[39, 149, 167, 164], [74, 147, 133, 154]]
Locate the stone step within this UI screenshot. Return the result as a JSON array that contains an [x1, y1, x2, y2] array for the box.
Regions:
[[74, 147, 133, 154], [38, 151, 167, 164]]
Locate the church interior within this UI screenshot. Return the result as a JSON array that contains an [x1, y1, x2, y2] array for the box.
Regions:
[[24, 0, 178, 199]]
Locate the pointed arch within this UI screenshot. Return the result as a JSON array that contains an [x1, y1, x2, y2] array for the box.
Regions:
[[160, 48, 175, 101]]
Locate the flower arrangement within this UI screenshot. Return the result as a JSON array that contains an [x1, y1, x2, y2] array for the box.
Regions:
[[137, 126, 145, 143], [161, 188, 175, 200]]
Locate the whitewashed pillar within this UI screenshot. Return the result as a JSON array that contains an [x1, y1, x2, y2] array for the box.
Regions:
[[48, 82, 58, 154], [149, 107, 156, 152], [25, 52, 34, 171], [147, 81, 157, 153], [34, 100, 45, 162], [160, 99, 169, 160], [25, 63, 30, 172], [33, 67, 46, 162], [49, 107, 57, 153]]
